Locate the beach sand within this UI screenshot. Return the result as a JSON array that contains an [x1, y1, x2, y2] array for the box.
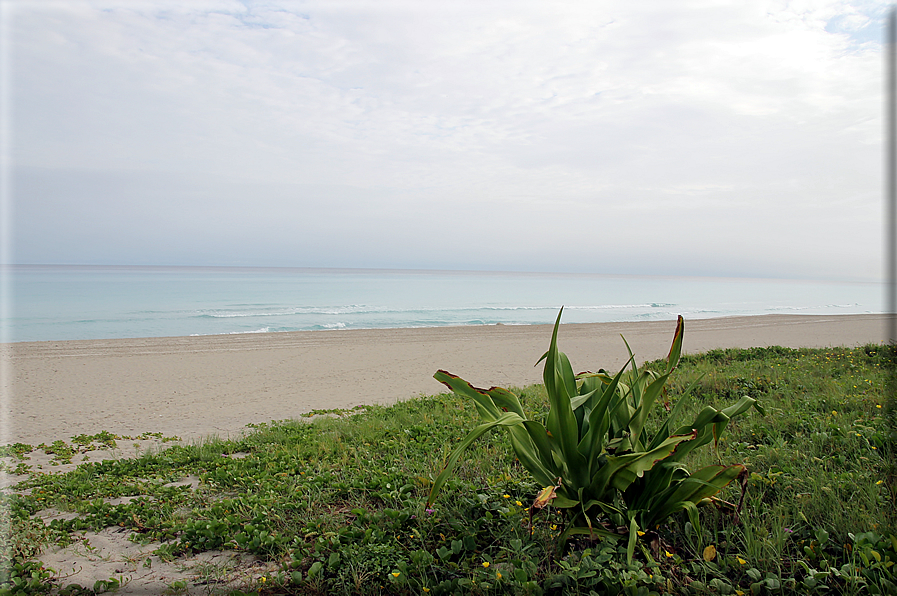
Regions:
[[2, 313, 887, 447]]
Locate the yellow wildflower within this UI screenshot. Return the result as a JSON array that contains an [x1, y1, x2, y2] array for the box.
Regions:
[[496, 572, 502, 580], [737, 556, 747, 565], [516, 500, 523, 507], [391, 572, 400, 578]]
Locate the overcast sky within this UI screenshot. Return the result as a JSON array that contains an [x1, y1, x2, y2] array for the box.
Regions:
[[1, 0, 889, 280]]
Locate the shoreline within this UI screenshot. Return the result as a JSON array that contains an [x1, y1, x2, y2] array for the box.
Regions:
[[2, 309, 885, 345], [2, 313, 887, 446]]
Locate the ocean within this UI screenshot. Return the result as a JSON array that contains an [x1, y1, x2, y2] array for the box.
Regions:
[[2, 265, 884, 343]]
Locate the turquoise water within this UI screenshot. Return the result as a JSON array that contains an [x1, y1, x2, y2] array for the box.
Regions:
[[2, 265, 883, 342]]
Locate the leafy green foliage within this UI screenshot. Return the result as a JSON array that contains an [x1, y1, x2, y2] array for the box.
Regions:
[[428, 310, 763, 553]]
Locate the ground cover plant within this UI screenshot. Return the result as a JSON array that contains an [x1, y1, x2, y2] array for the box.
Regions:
[[0, 335, 893, 595]]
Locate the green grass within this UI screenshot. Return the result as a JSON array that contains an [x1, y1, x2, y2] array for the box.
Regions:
[[0, 344, 894, 595]]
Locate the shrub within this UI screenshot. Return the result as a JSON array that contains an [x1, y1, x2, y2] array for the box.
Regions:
[[428, 309, 763, 560]]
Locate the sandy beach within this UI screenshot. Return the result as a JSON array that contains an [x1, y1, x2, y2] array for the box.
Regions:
[[2, 314, 888, 447], [0, 312, 889, 594]]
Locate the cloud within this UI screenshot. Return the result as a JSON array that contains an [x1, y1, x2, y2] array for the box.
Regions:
[[6, 0, 888, 280]]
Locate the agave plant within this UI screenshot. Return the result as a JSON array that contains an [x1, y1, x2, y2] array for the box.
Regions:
[[427, 309, 763, 556]]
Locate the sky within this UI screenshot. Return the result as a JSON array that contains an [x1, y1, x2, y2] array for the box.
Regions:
[[0, 0, 890, 281]]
